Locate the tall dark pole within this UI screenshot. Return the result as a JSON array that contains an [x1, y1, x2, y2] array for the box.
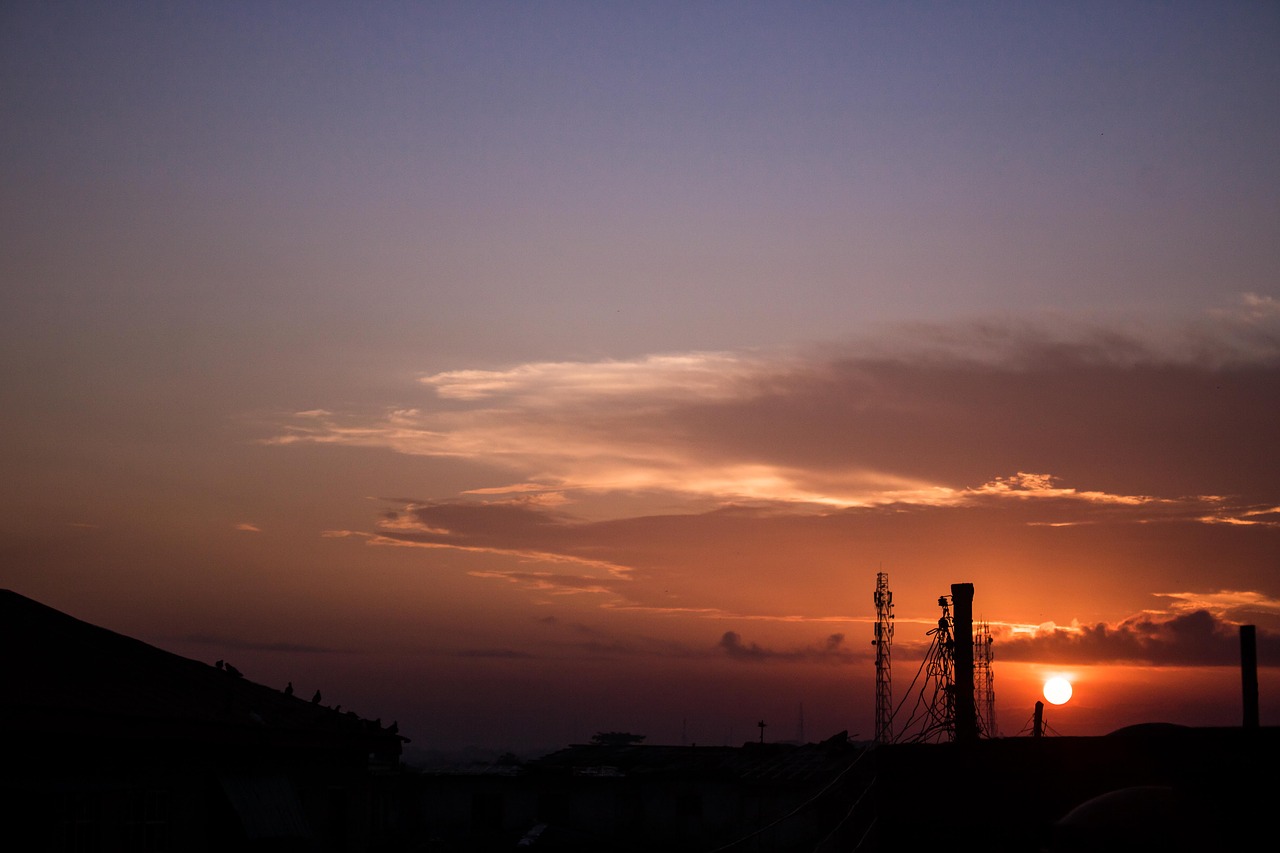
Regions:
[[1032, 701, 1044, 738], [951, 583, 977, 742], [1241, 625, 1259, 729]]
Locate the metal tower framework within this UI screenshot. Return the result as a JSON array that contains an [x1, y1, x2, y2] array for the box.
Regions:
[[872, 572, 894, 744], [896, 593, 956, 743], [893, 583, 993, 744], [974, 620, 997, 737]]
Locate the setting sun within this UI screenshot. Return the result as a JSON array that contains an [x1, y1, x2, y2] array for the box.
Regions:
[[1043, 676, 1073, 705]]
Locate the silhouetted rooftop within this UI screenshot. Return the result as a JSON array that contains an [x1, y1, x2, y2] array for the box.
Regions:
[[0, 588, 401, 753]]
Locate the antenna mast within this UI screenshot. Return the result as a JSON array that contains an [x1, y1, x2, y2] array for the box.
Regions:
[[895, 593, 955, 743], [891, 582, 991, 744], [974, 620, 997, 737], [873, 571, 894, 743]]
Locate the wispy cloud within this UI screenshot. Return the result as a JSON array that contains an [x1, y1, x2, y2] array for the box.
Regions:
[[515, 603, 1278, 669], [995, 606, 1280, 666], [718, 630, 862, 664], [345, 501, 638, 579], [1153, 590, 1280, 623], [466, 570, 622, 596], [318, 488, 1276, 621], [269, 305, 1278, 522], [530, 617, 863, 664], [420, 353, 768, 403], [268, 307, 1277, 670], [970, 472, 1148, 506]]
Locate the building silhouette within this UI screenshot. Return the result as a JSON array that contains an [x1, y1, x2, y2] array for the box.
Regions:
[[3, 588, 1274, 852], [0, 589, 406, 851]]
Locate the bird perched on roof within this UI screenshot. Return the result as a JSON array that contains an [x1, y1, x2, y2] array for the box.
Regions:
[[216, 660, 224, 670], [311, 689, 322, 704], [224, 662, 243, 678], [284, 681, 294, 697]]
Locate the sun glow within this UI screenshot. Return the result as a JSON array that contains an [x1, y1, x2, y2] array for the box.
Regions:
[[1043, 676, 1073, 705]]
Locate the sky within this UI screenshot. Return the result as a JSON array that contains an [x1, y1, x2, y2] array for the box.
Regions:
[[3, 1, 1278, 755]]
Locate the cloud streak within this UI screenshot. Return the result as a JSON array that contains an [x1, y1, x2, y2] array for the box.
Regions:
[[269, 305, 1278, 674], [270, 306, 1279, 522], [719, 630, 861, 664], [996, 605, 1280, 666]]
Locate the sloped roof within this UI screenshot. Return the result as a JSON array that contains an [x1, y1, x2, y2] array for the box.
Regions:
[[0, 589, 401, 753]]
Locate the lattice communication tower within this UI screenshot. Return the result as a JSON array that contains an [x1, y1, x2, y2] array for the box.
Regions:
[[974, 620, 997, 737], [872, 572, 894, 743]]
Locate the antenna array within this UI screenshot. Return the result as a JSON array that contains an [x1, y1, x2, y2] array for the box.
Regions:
[[872, 572, 894, 743]]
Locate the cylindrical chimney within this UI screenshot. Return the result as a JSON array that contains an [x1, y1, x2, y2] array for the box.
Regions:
[[952, 583, 977, 742], [1241, 624, 1259, 729]]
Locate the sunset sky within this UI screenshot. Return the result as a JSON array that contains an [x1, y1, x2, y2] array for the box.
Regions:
[[3, 1, 1278, 754]]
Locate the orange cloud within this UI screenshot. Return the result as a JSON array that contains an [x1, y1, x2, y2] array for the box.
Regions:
[[718, 630, 861, 664], [995, 608, 1280, 666], [274, 310, 1277, 675], [269, 311, 1277, 527], [419, 353, 767, 403], [1153, 589, 1280, 622]]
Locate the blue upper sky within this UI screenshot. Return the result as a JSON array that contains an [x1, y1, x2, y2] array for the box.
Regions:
[[6, 1, 1277, 375]]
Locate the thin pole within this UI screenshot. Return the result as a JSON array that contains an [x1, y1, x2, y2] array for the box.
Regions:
[[1241, 625, 1259, 729]]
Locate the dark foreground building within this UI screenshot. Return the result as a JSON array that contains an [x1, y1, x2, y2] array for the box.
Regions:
[[0, 590, 407, 852], [408, 733, 873, 851], [4, 589, 1274, 852], [873, 725, 1276, 853], [405, 724, 1277, 852]]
